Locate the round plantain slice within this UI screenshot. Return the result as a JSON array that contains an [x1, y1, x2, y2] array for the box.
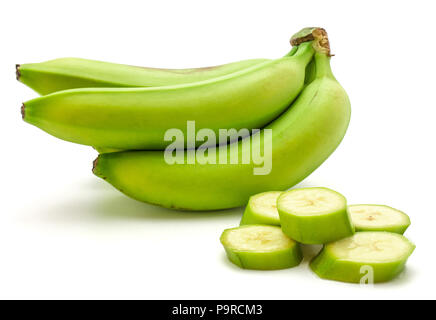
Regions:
[[240, 191, 282, 226], [277, 187, 354, 244], [220, 225, 302, 270], [349, 204, 411, 234], [310, 232, 415, 283]]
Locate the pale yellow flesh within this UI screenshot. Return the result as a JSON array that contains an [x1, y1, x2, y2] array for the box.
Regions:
[[250, 192, 282, 219], [349, 205, 409, 229], [328, 232, 412, 263], [279, 188, 345, 216], [225, 226, 294, 252]]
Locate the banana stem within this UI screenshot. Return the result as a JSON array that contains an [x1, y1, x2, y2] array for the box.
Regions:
[[290, 28, 335, 81], [290, 27, 331, 56], [314, 53, 335, 79], [291, 41, 315, 65]]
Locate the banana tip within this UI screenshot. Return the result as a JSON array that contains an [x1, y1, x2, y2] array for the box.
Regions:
[[92, 156, 99, 174], [21, 103, 25, 120], [16, 64, 21, 81]]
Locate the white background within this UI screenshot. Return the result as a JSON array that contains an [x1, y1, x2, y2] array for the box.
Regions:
[[0, 0, 435, 299]]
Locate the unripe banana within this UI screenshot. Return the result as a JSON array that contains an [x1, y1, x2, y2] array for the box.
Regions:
[[92, 29, 351, 210], [17, 56, 275, 95], [93, 146, 122, 154], [310, 232, 415, 283], [277, 188, 355, 244], [240, 191, 282, 226], [22, 42, 314, 150], [349, 204, 411, 234], [220, 225, 302, 270]]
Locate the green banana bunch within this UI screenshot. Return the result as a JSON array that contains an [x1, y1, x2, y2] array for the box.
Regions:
[[17, 56, 276, 95], [22, 42, 314, 150], [92, 29, 351, 211], [18, 48, 294, 153]]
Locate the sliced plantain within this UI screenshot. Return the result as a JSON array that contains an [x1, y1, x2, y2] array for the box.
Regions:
[[220, 225, 302, 270], [240, 191, 282, 226], [277, 187, 354, 244], [349, 204, 411, 234], [310, 232, 415, 283]]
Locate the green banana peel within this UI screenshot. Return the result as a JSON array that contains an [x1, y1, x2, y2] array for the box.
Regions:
[[92, 30, 351, 211], [93, 146, 123, 154], [22, 42, 314, 150], [17, 58, 270, 95], [17, 46, 299, 96]]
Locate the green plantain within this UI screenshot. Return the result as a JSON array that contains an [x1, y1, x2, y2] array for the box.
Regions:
[[220, 225, 302, 270], [92, 28, 352, 210], [16, 56, 279, 95], [310, 232, 415, 283], [22, 42, 314, 150], [277, 187, 355, 244]]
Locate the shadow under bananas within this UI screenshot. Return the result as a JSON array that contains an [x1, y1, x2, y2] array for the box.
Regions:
[[35, 173, 317, 224], [82, 177, 317, 221], [37, 178, 243, 223], [94, 193, 243, 221]]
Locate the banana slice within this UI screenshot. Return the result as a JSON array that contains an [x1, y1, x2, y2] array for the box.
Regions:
[[310, 232, 415, 283], [240, 191, 282, 226], [220, 225, 302, 270], [349, 205, 411, 234], [277, 187, 354, 244]]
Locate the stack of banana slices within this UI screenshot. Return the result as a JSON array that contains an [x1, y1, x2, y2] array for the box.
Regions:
[[223, 188, 414, 284], [18, 27, 350, 211]]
